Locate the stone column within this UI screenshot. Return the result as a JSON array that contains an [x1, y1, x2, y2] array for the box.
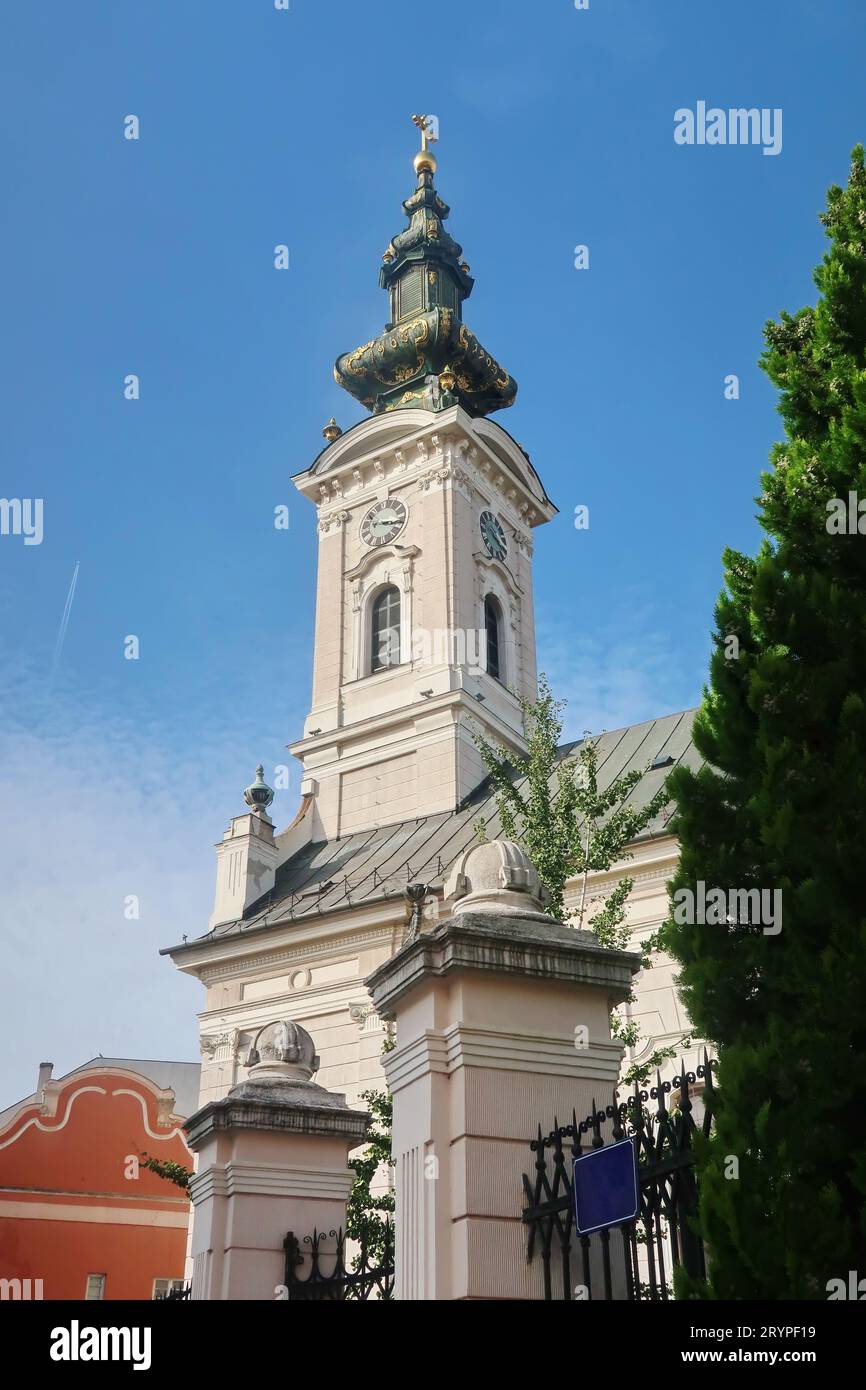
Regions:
[[184, 1020, 368, 1301], [366, 840, 640, 1301]]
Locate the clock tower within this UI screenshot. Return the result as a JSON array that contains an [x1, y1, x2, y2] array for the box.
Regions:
[[291, 121, 557, 841]]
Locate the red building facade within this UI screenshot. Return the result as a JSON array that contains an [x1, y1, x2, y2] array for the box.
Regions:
[[0, 1058, 197, 1301]]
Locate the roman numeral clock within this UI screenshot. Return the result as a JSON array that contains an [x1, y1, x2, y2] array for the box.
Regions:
[[361, 498, 408, 547], [479, 509, 507, 562]]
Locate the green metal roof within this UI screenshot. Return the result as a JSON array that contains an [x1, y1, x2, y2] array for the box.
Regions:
[[186, 708, 698, 948]]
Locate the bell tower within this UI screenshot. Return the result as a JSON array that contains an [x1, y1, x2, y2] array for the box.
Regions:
[[291, 121, 557, 841]]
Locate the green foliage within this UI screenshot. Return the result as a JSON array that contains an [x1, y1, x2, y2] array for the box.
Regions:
[[662, 148, 866, 1298], [473, 674, 684, 1084], [346, 1085, 394, 1265], [473, 675, 578, 922], [140, 1154, 192, 1191]]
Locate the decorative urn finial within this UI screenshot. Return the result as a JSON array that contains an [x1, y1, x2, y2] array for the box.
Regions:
[[243, 764, 274, 816], [438, 363, 457, 393]]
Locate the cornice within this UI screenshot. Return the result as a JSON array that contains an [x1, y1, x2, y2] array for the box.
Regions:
[[301, 409, 552, 527], [197, 922, 398, 986], [383, 1025, 624, 1093], [368, 912, 640, 1019], [184, 1093, 369, 1152], [189, 1161, 354, 1206]]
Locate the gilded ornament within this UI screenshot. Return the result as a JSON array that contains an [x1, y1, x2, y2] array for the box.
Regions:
[[439, 364, 457, 392], [333, 121, 517, 417]]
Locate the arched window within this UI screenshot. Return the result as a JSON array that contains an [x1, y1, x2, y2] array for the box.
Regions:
[[371, 587, 401, 672], [484, 595, 503, 681]]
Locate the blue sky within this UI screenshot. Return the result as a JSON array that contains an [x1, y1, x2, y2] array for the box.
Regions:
[[1, 0, 864, 1106]]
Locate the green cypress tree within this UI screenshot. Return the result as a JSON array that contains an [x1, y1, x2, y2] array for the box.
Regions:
[[664, 148, 866, 1299]]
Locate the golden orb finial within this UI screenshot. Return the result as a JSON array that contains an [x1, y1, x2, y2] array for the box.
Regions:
[[411, 113, 439, 176], [414, 147, 438, 176], [323, 418, 342, 444]]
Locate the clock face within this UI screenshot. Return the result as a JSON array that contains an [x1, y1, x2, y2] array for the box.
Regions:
[[480, 510, 507, 562], [361, 498, 408, 548]]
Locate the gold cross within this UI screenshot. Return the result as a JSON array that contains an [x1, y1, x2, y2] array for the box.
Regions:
[[412, 114, 436, 151]]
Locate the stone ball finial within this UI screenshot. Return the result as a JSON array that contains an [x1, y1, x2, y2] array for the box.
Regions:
[[244, 1020, 320, 1084], [443, 839, 550, 918]]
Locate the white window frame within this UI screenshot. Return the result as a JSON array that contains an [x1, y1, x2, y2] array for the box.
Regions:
[[369, 583, 403, 674], [483, 593, 505, 682], [152, 1277, 186, 1300]]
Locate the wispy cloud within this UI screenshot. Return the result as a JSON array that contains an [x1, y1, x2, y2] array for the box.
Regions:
[[0, 659, 302, 1111], [537, 596, 704, 740]]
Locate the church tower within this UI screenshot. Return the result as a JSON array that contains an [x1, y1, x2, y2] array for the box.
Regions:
[[168, 123, 698, 1123], [291, 119, 557, 841]]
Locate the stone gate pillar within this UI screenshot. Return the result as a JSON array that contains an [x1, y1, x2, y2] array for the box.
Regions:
[[183, 1020, 368, 1300], [366, 840, 640, 1301]]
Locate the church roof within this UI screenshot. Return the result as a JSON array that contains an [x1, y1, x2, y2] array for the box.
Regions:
[[191, 708, 699, 948]]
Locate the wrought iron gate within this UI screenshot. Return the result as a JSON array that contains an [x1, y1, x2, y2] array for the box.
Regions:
[[283, 1224, 394, 1300], [522, 1053, 716, 1300]]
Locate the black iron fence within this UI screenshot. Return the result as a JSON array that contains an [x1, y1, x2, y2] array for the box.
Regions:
[[283, 1224, 394, 1301], [522, 1052, 716, 1301]]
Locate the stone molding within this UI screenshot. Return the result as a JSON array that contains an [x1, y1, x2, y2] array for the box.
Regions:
[[348, 1003, 385, 1033], [189, 1161, 354, 1206], [191, 849, 677, 988], [383, 1025, 623, 1094], [301, 410, 551, 526], [198, 924, 397, 986], [317, 509, 351, 535], [199, 1030, 241, 1061], [571, 862, 676, 905], [367, 911, 640, 1020], [418, 462, 473, 498], [184, 1093, 369, 1152], [384, 1031, 450, 1092]]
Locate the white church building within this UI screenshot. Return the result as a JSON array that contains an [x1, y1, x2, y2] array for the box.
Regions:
[[162, 123, 702, 1125]]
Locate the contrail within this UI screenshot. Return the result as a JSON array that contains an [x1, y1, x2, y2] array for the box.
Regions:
[[47, 561, 80, 695]]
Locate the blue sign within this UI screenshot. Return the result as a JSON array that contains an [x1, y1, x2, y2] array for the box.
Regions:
[[573, 1137, 639, 1236]]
